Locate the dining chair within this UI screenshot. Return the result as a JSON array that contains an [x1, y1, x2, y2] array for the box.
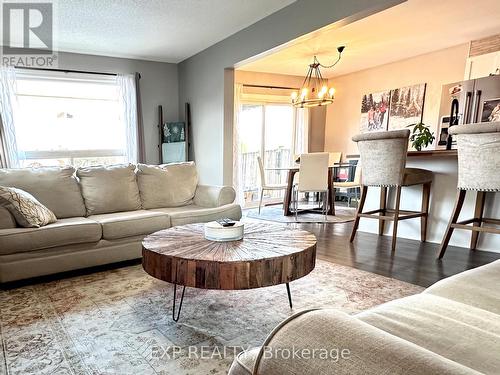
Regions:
[[293, 152, 330, 221], [257, 156, 287, 214], [438, 122, 500, 259], [305, 152, 341, 203], [333, 161, 361, 207], [350, 130, 433, 252], [328, 152, 342, 167]]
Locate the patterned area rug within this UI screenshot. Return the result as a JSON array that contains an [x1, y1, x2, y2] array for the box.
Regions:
[[0, 260, 422, 375], [246, 205, 356, 223]]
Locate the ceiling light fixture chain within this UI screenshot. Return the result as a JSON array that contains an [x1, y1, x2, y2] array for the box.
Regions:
[[291, 46, 345, 108], [316, 45, 345, 69]]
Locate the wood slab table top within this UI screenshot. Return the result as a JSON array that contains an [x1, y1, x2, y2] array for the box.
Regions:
[[142, 223, 317, 290]]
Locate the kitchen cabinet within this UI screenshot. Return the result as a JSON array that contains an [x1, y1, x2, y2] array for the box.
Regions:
[[465, 51, 500, 80]]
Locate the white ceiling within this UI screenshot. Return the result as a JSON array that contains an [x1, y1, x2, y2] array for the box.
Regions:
[[52, 0, 295, 63], [239, 0, 500, 78]]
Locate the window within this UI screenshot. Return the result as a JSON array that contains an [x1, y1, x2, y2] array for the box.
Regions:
[[14, 71, 126, 168]]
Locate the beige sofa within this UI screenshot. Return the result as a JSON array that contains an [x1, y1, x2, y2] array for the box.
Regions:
[[229, 260, 500, 375], [0, 163, 241, 283]]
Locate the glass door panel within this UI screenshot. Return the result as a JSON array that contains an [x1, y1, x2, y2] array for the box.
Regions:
[[239, 104, 263, 206], [264, 105, 294, 198]]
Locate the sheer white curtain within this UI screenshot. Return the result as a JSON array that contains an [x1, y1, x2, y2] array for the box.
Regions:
[[295, 107, 309, 156], [117, 74, 138, 164], [233, 83, 245, 206], [0, 67, 20, 168]]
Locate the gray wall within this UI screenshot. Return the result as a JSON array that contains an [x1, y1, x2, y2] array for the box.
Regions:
[[58, 52, 178, 164], [178, 0, 404, 185]]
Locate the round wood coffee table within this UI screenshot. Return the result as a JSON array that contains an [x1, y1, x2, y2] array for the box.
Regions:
[[142, 222, 317, 321]]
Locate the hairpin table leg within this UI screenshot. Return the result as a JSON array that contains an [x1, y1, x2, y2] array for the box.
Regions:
[[286, 283, 293, 309], [172, 284, 186, 322]]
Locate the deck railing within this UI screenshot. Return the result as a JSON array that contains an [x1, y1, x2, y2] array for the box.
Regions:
[[240, 148, 292, 204]]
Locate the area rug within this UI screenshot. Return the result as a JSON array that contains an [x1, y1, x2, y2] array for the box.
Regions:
[[246, 205, 356, 223], [0, 261, 422, 375]]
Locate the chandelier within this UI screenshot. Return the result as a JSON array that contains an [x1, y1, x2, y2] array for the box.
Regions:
[[291, 46, 345, 108]]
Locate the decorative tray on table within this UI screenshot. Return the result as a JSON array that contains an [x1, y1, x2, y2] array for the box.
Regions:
[[204, 219, 244, 242]]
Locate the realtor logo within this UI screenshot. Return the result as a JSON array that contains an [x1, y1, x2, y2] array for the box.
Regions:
[[1, 1, 57, 66], [3, 2, 53, 54]]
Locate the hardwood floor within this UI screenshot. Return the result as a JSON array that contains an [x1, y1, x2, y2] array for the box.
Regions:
[[287, 220, 500, 287]]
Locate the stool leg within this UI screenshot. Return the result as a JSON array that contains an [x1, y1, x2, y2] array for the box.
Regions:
[[438, 189, 466, 259], [293, 188, 299, 221], [379, 186, 387, 235], [391, 186, 402, 252], [350, 185, 368, 242], [324, 190, 329, 222], [421, 182, 431, 242], [328, 168, 335, 216], [470, 191, 486, 250]]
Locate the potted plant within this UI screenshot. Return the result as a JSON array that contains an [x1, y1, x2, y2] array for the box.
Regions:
[[407, 122, 435, 151]]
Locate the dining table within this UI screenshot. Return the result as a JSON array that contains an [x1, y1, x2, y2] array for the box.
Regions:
[[265, 163, 344, 216]]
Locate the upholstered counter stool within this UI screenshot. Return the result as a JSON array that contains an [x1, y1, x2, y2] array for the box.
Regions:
[[438, 122, 500, 259], [350, 130, 433, 252]]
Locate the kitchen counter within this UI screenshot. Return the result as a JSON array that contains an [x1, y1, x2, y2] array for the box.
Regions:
[[346, 149, 457, 158], [406, 149, 457, 157]]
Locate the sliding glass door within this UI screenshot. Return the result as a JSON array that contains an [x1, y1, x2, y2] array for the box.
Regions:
[[238, 102, 307, 207], [239, 104, 263, 205], [263, 105, 294, 187]]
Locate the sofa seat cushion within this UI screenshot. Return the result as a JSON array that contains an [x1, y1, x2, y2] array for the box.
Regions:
[[88, 210, 170, 240], [137, 162, 198, 209], [356, 293, 500, 374], [0, 166, 86, 218], [151, 203, 242, 226], [77, 164, 141, 215], [0, 217, 102, 255], [424, 260, 500, 315]]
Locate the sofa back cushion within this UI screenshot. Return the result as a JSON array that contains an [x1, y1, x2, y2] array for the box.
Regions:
[[0, 206, 17, 229], [77, 164, 141, 215], [137, 162, 198, 209], [0, 166, 86, 218]]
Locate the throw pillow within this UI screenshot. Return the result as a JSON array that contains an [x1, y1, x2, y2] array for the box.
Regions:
[[0, 186, 57, 228]]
